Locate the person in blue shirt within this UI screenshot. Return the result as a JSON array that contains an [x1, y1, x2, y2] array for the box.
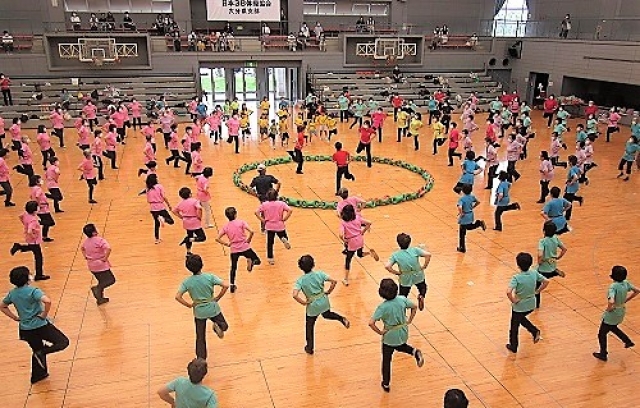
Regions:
[[196, 100, 207, 120], [506, 252, 549, 353], [457, 184, 486, 253], [592, 265, 639, 362], [617, 135, 639, 182], [542, 186, 572, 234], [563, 155, 583, 221], [575, 124, 588, 144], [428, 96, 439, 125], [1, 266, 69, 384], [494, 171, 521, 231], [158, 358, 218, 408], [453, 151, 482, 194]]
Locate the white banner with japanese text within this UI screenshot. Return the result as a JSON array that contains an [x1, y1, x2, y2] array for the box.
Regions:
[[207, 0, 281, 21]]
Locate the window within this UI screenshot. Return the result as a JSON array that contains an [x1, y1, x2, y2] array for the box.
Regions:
[[353, 3, 389, 16], [303, 2, 337, 15], [65, 0, 172, 13], [494, 0, 529, 37]]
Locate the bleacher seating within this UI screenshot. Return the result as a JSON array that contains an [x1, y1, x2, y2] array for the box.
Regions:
[[260, 36, 323, 51], [0, 74, 197, 127], [5, 35, 34, 52], [425, 35, 475, 50], [311, 71, 501, 112]]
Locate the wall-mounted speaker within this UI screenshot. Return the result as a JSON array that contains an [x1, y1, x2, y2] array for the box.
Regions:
[[489, 58, 496, 66], [502, 58, 510, 66]]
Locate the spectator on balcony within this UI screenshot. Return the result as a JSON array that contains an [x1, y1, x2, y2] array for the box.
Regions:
[[196, 34, 207, 52], [318, 33, 326, 52], [98, 13, 107, 31], [106, 12, 116, 31], [356, 16, 366, 33], [392, 66, 403, 84], [560, 14, 571, 39], [297, 30, 308, 50], [188, 31, 197, 51], [367, 17, 375, 34], [224, 22, 234, 35], [469, 33, 478, 48], [287, 32, 297, 51], [2, 31, 14, 53], [210, 32, 220, 51], [0, 73, 12, 106], [89, 13, 99, 31], [300, 23, 310, 39], [60, 88, 73, 111], [154, 14, 165, 34], [314, 22, 323, 40], [170, 31, 182, 52], [123, 12, 136, 31], [261, 23, 271, 39], [70, 12, 82, 31]]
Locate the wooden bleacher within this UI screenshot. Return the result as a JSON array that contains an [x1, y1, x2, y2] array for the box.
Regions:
[[425, 35, 475, 50], [4, 35, 34, 52]]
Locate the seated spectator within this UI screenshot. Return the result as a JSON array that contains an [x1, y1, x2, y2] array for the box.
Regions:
[[314, 22, 323, 40], [297, 30, 307, 50], [356, 16, 366, 33], [300, 22, 310, 39], [367, 17, 375, 34], [106, 12, 116, 30], [226, 33, 236, 51], [187, 31, 197, 51], [442, 24, 450, 36], [60, 88, 73, 110], [2, 31, 14, 52], [98, 13, 108, 31], [224, 22, 233, 35], [123, 12, 136, 31], [170, 31, 182, 52], [392, 65, 403, 83], [155, 13, 165, 34], [89, 13, 99, 31], [469, 33, 478, 47], [318, 33, 326, 52], [287, 32, 297, 51], [209, 32, 220, 51], [196, 34, 207, 51], [431, 26, 442, 49], [262, 23, 271, 38], [70, 12, 82, 31], [444, 389, 469, 408]]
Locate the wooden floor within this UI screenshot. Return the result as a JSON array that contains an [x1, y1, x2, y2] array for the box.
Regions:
[[0, 110, 638, 408]]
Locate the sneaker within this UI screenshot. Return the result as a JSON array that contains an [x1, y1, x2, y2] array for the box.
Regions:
[[625, 342, 635, 349], [342, 317, 350, 329], [97, 298, 110, 306], [31, 373, 49, 384], [10, 243, 20, 256], [381, 382, 390, 392], [4, 202, 16, 207], [418, 295, 425, 311], [505, 344, 517, 353], [557, 269, 566, 278], [89, 200, 98, 204], [414, 349, 425, 367], [212, 322, 225, 339], [456, 247, 466, 253], [592, 352, 607, 361], [33, 350, 46, 370], [43, 237, 54, 242], [230, 284, 237, 293], [515, 202, 521, 210], [304, 346, 314, 355], [369, 248, 380, 262], [281, 238, 291, 250], [34, 275, 51, 281], [480, 220, 487, 231], [268, 258, 275, 265], [342, 278, 349, 286], [536, 199, 545, 204], [533, 330, 541, 344], [247, 259, 254, 272], [617, 173, 624, 179], [578, 197, 584, 206], [154, 239, 162, 244]]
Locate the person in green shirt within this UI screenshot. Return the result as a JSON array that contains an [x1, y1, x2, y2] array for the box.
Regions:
[[158, 358, 218, 408], [175, 254, 230, 360], [349, 98, 366, 129], [385, 233, 431, 311], [0, 266, 69, 384], [337, 92, 350, 122], [292, 255, 350, 355], [369, 278, 424, 392], [506, 252, 549, 353], [535, 221, 567, 308], [593, 265, 639, 361]]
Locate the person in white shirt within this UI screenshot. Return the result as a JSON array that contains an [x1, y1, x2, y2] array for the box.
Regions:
[[314, 22, 323, 40], [70, 12, 82, 31], [300, 23, 310, 38], [2, 31, 14, 52]]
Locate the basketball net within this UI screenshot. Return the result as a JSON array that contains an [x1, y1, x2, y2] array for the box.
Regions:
[[93, 57, 104, 67], [386, 54, 397, 66]]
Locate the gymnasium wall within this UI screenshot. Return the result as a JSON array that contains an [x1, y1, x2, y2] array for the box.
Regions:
[[530, 0, 640, 19]]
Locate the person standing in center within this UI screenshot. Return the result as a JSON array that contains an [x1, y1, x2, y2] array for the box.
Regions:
[[332, 141, 355, 195], [564, 155, 583, 221], [81, 223, 116, 305], [78, 149, 98, 204], [255, 188, 292, 265], [173, 187, 206, 255], [250, 164, 280, 233], [385, 233, 431, 310], [293, 254, 350, 355], [175, 254, 229, 360], [369, 278, 424, 392], [494, 171, 521, 231], [505, 252, 548, 353], [356, 120, 375, 167], [537, 151, 554, 203]]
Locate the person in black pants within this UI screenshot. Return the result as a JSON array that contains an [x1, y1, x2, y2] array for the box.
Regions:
[[10, 201, 50, 281], [494, 171, 521, 231], [1, 266, 69, 384], [215, 207, 262, 294], [250, 164, 281, 232], [0, 148, 15, 206], [255, 188, 292, 265], [440, 102, 453, 133], [505, 252, 548, 353], [287, 126, 305, 174], [563, 155, 583, 221], [592, 265, 639, 362], [332, 142, 355, 194]]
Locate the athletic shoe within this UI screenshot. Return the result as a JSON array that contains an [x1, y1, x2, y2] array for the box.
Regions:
[[30, 373, 49, 384], [342, 278, 349, 286], [533, 330, 541, 344], [4, 202, 16, 207], [212, 322, 225, 339], [206, 224, 214, 229], [247, 259, 254, 272], [304, 346, 314, 355], [414, 349, 425, 367], [97, 298, 110, 306], [89, 200, 98, 204], [342, 317, 350, 329], [381, 382, 390, 392], [281, 238, 291, 250], [155, 239, 162, 244], [578, 197, 584, 206], [480, 220, 487, 231], [625, 342, 635, 349], [268, 258, 275, 265], [505, 344, 517, 353], [10, 243, 20, 256], [592, 352, 607, 361], [43, 237, 54, 242], [536, 199, 545, 204], [515, 202, 521, 210], [456, 247, 466, 253], [369, 248, 379, 261], [34, 275, 51, 281], [557, 269, 566, 278], [230, 284, 237, 293]]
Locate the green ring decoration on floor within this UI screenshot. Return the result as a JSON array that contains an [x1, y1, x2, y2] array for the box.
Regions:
[[233, 156, 435, 210]]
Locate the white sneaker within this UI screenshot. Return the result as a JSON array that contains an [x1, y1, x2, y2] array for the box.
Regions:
[[158, 216, 165, 227], [268, 258, 275, 265], [281, 238, 291, 250], [342, 278, 349, 286], [212, 322, 225, 339], [206, 224, 214, 229]]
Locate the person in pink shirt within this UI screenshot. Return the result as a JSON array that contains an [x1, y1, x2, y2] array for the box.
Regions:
[[138, 134, 157, 177], [463, 114, 479, 135], [103, 124, 118, 170], [216, 206, 261, 293], [338, 204, 378, 286], [537, 151, 554, 203], [207, 110, 222, 144], [81, 223, 115, 305], [191, 118, 202, 144], [188, 97, 198, 120], [45, 156, 63, 212], [90, 130, 105, 180], [49, 106, 65, 148], [549, 132, 567, 168], [10, 117, 21, 151], [141, 121, 156, 151], [0, 115, 6, 149], [195, 167, 213, 228], [484, 138, 499, 190], [606, 107, 621, 142], [371, 107, 386, 142], [226, 113, 241, 154], [172, 187, 206, 254], [336, 188, 365, 216], [190, 142, 204, 177], [129, 98, 143, 130], [110, 108, 126, 144], [36, 125, 55, 169], [82, 100, 98, 130], [159, 110, 175, 149], [14, 135, 35, 179], [77, 120, 91, 150], [506, 133, 522, 182], [29, 175, 55, 242], [119, 103, 130, 131], [461, 129, 473, 154], [165, 124, 184, 169], [0, 148, 15, 206], [581, 138, 596, 181], [255, 188, 292, 265], [10, 201, 49, 280], [141, 174, 174, 243], [78, 149, 98, 204]]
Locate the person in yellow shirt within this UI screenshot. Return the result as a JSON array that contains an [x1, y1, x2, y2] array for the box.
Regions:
[[294, 112, 305, 129], [258, 114, 269, 142], [327, 113, 338, 141], [396, 108, 409, 142], [316, 112, 328, 140], [268, 119, 278, 149], [278, 115, 290, 146], [432, 117, 446, 155], [408, 112, 424, 151], [259, 96, 270, 116], [306, 120, 317, 143], [277, 108, 288, 120]]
